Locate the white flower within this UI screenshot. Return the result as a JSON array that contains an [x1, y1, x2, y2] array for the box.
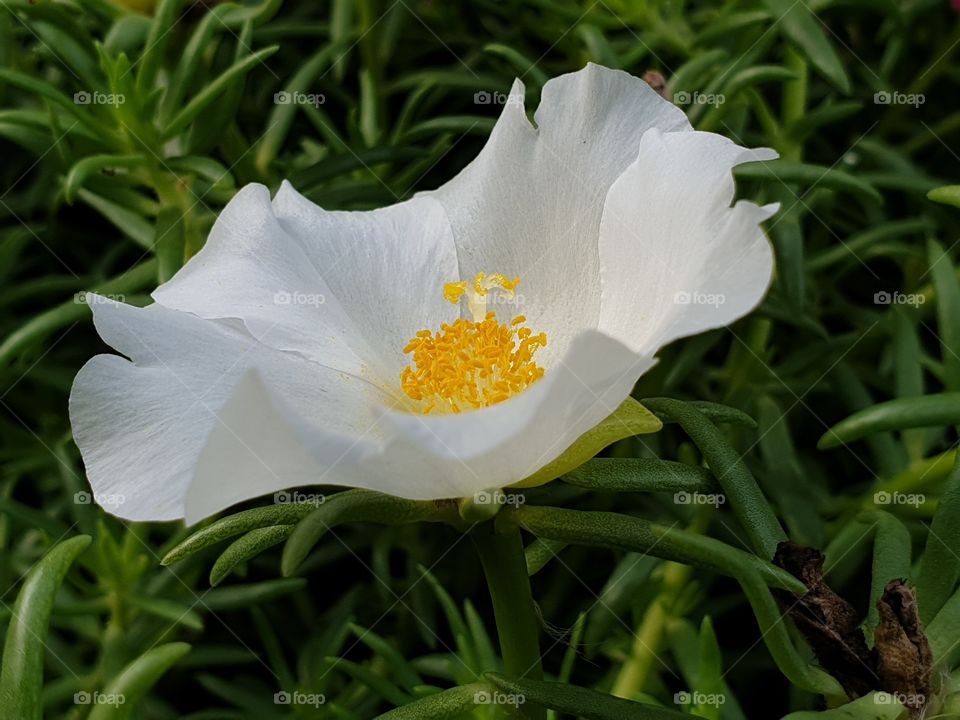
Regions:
[[69, 64, 777, 523]]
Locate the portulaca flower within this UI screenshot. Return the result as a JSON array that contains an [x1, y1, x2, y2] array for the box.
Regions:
[[70, 64, 777, 524]]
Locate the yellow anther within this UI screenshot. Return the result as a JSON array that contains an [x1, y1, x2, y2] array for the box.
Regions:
[[487, 273, 521, 292], [443, 281, 467, 305], [400, 273, 547, 415]]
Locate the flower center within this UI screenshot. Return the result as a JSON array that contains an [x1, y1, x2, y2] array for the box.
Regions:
[[400, 272, 548, 415]]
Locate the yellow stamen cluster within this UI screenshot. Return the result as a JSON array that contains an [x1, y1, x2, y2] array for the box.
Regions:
[[400, 273, 547, 415]]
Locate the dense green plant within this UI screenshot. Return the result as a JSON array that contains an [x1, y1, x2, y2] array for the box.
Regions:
[[3, 0, 960, 718]]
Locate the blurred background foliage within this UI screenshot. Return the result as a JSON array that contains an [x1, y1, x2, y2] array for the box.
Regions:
[[2, 0, 960, 718]]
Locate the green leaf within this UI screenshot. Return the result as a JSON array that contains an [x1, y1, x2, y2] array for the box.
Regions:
[[401, 116, 496, 141], [135, 0, 183, 95], [202, 578, 306, 611], [780, 692, 905, 719], [0, 260, 156, 365], [374, 683, 489, 719], [760, 0, 850, 92], [162, 46, 280, 139], [88, 642, 191, 720], [209, 525, 293, 586], [828, 362, 907, 476], [511, 397, 662, 489], [0, 535, 91, 719], [281, 490, 461, 576], [768, 191, 805, 310], [76, 187, 153, 248], [483, 44, 548, 86], [928, 583, 960, 665], [347, 623, 424, 691], [642, 398, 786, 558], [218, 0, 283, 26], [166, 156, 235, 192], [787, 101, 863, 142], [161, 502, 324, 565], [501, 505, 802, 593], [916, 455, 960, 622], [735, 159, 881, 204], [525, 537, 569, 576], [807, 218, 932, 272], [321, 657, 412, 706], [669, 49, 728, 96], [154, 206, 186, 283], [484, 673, 689, 719], [562, 458, 715, 494], [416, 565, 478, 676], [862, 511, 911, 641], [659, 400, 758, 428], [0, 496, 71, 538], [756, 396, 824, 547], [928, 184, 960, 208], [0, 68, 113, 139], [927, 239, 960, 392], [712, 64, 798, 100], [63, 153, 145, 204], [127, 594, 204, 631], [892, 307, 927, 459], [289, 146, 426, 192], [254, 43, 341, 173], [695, 618, 723, 720], [819, 394, 960, 448], [696, 12, 769, 44]]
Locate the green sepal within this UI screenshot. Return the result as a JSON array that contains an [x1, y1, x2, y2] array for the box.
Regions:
[[510, 397, 661, 490]]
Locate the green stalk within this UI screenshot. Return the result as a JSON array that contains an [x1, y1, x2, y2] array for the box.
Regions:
[[473, 522, 545, 720], [782, 47, 807, 162], [612, 560, 691, 699]]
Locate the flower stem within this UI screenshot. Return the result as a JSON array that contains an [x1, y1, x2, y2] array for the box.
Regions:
[[473, 521, 545, 720]]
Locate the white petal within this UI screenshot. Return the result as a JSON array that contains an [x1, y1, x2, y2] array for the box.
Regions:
[[424, 63, 691, 365], [182, 329, 653, 523], [69, 298, 388, 521], [597, 128, 778, 354], [270, 181, 460, 377], [151, 183, 459, 384]]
